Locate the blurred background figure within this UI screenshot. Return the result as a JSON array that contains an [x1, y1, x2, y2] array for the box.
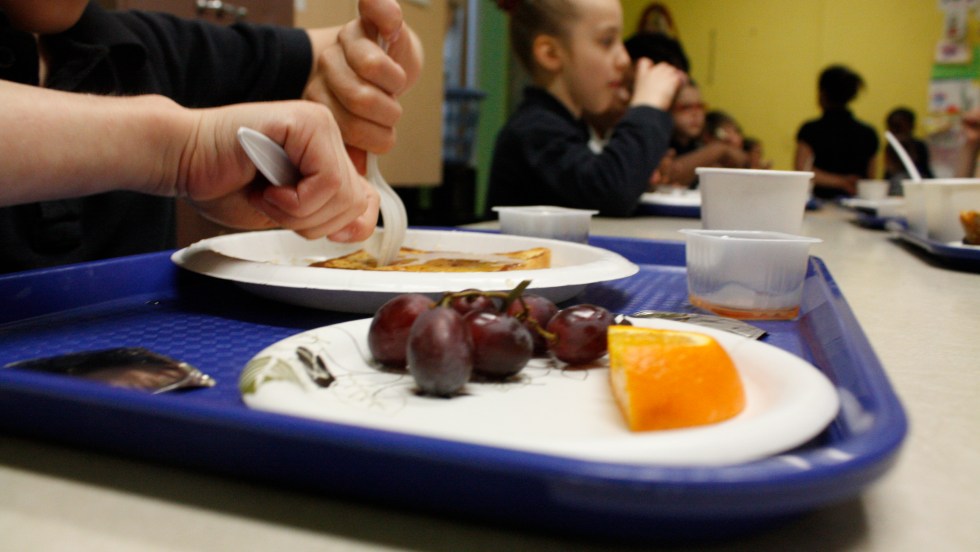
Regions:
[[487, 0, 685, 216], [955, 107, 980, 177], [794, 64, 878, 198], [884, 107, 934, 192], [664, 82, 748, 188], [742, 136, 773, 170], [702, 110, 771, 170], [635, 2, 679, 37], [703, 110, 744, 151], [584, 30, 690, 153]]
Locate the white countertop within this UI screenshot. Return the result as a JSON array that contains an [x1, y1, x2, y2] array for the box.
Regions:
[[2, 204, 978, 551]]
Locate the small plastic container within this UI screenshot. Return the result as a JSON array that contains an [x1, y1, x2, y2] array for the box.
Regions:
[[857, 179, 889, 200], [493, 206, 598, 243], [922, 179, 980, 243], [680, 229, 822, 320], [696, 168, 814, 234], [901, 180, 926, 236]]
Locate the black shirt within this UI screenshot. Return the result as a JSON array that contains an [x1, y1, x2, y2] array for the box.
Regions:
[[796, 108, 879, 198], [488, 86, 673, 217], [0, 2, 311, 273]]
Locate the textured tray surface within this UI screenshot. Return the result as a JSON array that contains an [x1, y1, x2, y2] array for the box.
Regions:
[[0, 235, 907, 541]]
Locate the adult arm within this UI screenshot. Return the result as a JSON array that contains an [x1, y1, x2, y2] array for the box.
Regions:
[[667, 141, 748, 187], [0, 81, 378, 242], [304, 0, 423, 170], [956, 108, 980, 177], [794, 139, 857, 195], [119, 0, 422, 170]]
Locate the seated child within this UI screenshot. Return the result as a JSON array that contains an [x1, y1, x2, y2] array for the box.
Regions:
[[487, 0, 685, 216]]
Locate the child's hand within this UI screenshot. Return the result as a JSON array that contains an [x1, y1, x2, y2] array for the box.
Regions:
[[178, 100, 380, 243], [303, 0, 423, 172], [630, 59, 687, 111]]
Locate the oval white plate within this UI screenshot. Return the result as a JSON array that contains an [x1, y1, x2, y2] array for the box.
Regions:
[[240, 317, 840, 466], [171, 229, 638, 313]]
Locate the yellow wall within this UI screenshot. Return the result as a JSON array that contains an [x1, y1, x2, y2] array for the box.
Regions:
[[623, 0, 945, 172]]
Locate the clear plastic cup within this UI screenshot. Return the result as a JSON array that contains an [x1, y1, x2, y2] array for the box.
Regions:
[[901, 180, 926, 236], [680, 229, 822, 320], [697, 168, 814, 234], [493, 206, 598, 243], [921, 179, 980, 243]]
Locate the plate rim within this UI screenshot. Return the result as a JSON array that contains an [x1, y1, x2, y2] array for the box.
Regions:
[[170, 228, 639, 294], [240, 316, 841, 467]]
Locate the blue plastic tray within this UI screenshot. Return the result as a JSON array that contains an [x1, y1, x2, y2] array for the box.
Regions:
[[635, 198, 822, 218], [895, 229, 980, 270], [0, 235, 907, 542]]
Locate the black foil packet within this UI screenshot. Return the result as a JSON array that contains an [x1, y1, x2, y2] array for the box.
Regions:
[[4, 347, 215, 393]]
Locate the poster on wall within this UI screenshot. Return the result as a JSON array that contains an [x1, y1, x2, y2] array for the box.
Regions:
[[927, 0, 980, 176]]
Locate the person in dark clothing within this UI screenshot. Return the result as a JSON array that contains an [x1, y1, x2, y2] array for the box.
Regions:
[[583, 29, 689, 153], [884, 107, 934, 184], [794, 64, 879, 198], [487, 0, 685, 217], [0, 0, 421, 273]]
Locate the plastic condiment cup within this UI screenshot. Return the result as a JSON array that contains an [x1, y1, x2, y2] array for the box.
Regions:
[[921, 179, 980, 243], [901, 179, 926, 236], [493, 205, 599, 243], [857, 179, 889, 200], [696, 168, 814, 234], [680, 229, 822, 320]]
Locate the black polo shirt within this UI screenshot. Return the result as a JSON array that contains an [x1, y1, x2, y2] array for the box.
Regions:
[[0, 2, 311, 273], [796, 108, 879, 198]]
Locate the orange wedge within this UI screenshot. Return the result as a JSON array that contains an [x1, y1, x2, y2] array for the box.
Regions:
[[607, 326, 746, 431]]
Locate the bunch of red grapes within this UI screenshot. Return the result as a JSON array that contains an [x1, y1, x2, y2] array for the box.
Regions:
[[367, 281, 620, 397]]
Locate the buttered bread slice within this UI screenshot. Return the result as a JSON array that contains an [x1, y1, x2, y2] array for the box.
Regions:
[[311, 246, 551, 272]]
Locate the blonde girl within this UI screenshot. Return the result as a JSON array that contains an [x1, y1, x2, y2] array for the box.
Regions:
[[488, 0, 685, 216]]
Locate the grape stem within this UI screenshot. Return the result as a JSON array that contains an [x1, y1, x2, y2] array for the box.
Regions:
[[433, 280, 557, 343], [434, 279, 532, 309]]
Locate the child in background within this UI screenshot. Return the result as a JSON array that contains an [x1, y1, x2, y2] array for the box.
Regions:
[[663, 83, 748, 187], [742, 137, 773, 170], [487, 0, 686, 216], [794, 65, 878, 198], [884, 107, 933, 190], [703, 110, 771, 170], [703, 110, 744, 151], [584, 30, 689, 154]]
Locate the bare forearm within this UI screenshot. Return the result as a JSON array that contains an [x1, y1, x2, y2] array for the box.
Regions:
[[668, 143, 745, 187], [811, 168, 856, 195], [956, 140, 980, 177], [0, 81, 187, 206]]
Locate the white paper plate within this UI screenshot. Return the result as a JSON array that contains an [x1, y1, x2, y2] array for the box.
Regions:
[[239, 317, 840, 466], [641, 190, 701, 207], [171, 229, 638, 313]]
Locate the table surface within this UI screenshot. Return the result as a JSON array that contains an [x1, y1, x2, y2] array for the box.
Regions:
[[2, 204, 977, 552]]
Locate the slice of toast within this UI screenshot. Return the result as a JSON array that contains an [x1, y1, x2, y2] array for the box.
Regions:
[[310, 246, 551, 272]]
